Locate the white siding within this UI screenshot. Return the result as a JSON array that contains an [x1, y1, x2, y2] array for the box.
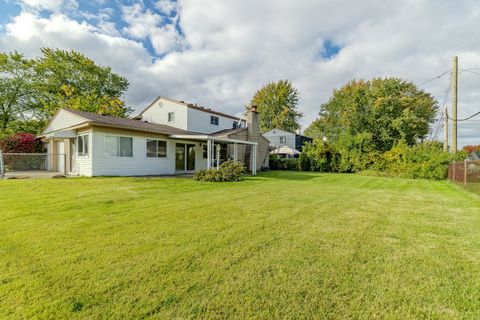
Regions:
[[263, 129, 296, 149], [75, 131, 93, 176], [44, 109, 86, 133], [88, 128, 206, 176], [90, 129, 174, 176], [187, 108, 239, 134], [141, 98, 188, 130]]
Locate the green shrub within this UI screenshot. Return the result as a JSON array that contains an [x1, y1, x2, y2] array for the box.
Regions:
[[193, 161, 246, 182], [298, 139, 332, 171], [294, 135, 466, 180], [269, 155, 299, 170], [368, 141, 467, 180]]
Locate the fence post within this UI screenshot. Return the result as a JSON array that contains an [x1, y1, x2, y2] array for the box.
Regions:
[[0, 150, 4, 180], [452, 162, 456, 182], [464, 160, 468, 188]]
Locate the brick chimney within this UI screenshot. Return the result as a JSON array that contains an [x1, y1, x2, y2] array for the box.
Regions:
[[247, 105, 260, 140]]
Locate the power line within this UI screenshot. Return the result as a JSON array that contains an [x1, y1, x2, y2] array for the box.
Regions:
[[448, 111, 480, 121], [430, 77, 452, 142], [461, 69, 480, 76], [417, 70, 451, 86]]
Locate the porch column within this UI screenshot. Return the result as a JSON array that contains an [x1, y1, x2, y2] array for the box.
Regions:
[[216, 143, 220, 170], [233, 143, 238, 163], [207, 139, 212, 170]]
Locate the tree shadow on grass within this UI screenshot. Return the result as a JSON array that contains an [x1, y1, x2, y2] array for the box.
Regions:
[[255, 170, 320, 181]]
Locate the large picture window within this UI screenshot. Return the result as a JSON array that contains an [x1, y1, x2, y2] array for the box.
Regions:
[[146, 139, 167, 158], [77, 134, 89, 156], [105, 136, 133, 157]]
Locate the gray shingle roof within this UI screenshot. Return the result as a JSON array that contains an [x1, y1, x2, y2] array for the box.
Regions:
[[64, 109, 200, 136], [211, 127, 247, 137]]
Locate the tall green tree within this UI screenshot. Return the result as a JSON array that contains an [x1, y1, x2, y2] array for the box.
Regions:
[[34, 48, 130, 119], [0, 52, 37, 135], [305, 78, 437, 152], [0, 48, 130, 137], [249, 80, 303, 132]]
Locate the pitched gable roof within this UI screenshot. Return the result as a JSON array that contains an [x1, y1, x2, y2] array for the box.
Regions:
[[138, 96, 244, 121], [211, 127, 247, 137], [48, 109, 200, 136]]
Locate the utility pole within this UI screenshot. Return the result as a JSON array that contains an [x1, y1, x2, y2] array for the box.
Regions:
[[443, 106, 448, 151], [451, 56, 458, 153]]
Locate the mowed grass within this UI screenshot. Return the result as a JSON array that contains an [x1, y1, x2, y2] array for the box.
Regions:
[[1, 172, 480, 319]]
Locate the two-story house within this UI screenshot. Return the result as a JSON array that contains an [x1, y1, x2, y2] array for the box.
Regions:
[[39, 97, 270, 176], [263, 128, 312, 157]]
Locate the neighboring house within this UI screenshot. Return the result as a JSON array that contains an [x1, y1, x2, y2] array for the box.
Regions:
[[466, 151, 480, 161], [263, 128, 312, 157], [39, 97, 270, 176]]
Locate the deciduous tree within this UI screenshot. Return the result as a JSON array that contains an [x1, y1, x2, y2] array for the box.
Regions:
[[306, 78, 437, 152], [248, 80, 303, 132]]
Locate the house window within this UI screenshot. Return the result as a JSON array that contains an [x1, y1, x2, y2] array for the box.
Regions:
[[105, 136, 133, 157], [168, 112, 175, 123], [210, 115, 219, 125], [146, 139, 167, 158], [280, 136, 287, 143], [77, 134, 88, 156], [203, 144, 208, 159], [233, 121, 238, 129]]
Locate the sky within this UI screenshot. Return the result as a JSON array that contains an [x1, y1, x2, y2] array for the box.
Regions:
[[0, 0, 479, 147]]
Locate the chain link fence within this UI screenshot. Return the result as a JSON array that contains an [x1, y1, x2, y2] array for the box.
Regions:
[[448, 160, 480, 192], [0, 152, 66, 179]]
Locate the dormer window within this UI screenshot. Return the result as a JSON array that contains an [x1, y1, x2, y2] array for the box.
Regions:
[[233, 121, 238, 129], [168, 112, 175, 123], [210, 115, 219, 125]]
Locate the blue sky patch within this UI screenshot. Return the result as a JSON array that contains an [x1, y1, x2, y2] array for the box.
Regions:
[[321, 40, 342, 59]]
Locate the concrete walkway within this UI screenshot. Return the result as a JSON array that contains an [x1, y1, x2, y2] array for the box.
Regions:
[[2, 171, 64, 179]]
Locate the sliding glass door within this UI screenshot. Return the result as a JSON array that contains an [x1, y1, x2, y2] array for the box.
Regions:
[[175, 143, 196, 171]]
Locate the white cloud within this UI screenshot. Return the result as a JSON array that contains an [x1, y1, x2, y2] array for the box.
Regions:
[[1, 0, 480, 146], [121, 2, 182, 54], [155, 0, 177, 15], [17, 0, 77, 13]]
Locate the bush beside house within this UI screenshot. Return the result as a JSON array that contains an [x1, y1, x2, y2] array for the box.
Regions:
[[269, 155, 299, 170], [0, 132, 44, 153], [194, 161, 246, 182]]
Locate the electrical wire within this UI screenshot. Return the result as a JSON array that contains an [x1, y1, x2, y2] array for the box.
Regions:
[[429, 76, 452, 142], [417, 70, 451, 87], [461, 69, 480, 76], [448, 111, 480, 121]]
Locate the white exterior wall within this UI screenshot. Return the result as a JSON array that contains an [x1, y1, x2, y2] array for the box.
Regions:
[[90, 128, 207, 176], [75, 131, 93, 176], [263, 129, 296, 149], [141, 97, 243, 134], [44, 109, 85, 132], [91, 129, 175, 176], [187, 108, 240, 134], [141, 98, 188, 130]]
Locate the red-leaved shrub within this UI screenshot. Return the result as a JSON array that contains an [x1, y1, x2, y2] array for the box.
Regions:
[[463, 145, 480, 154], [0, 132, 44, 153]]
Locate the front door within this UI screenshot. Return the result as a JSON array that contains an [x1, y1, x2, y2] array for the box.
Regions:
[[175, 143, 196, 171]]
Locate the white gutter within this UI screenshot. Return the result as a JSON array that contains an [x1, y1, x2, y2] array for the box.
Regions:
[[169, 134, 258, 145]]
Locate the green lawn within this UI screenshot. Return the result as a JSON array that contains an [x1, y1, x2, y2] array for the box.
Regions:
[[1, 172, 480, 319]]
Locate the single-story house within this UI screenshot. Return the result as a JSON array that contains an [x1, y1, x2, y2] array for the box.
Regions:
[[38, 97, 270, 176]]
